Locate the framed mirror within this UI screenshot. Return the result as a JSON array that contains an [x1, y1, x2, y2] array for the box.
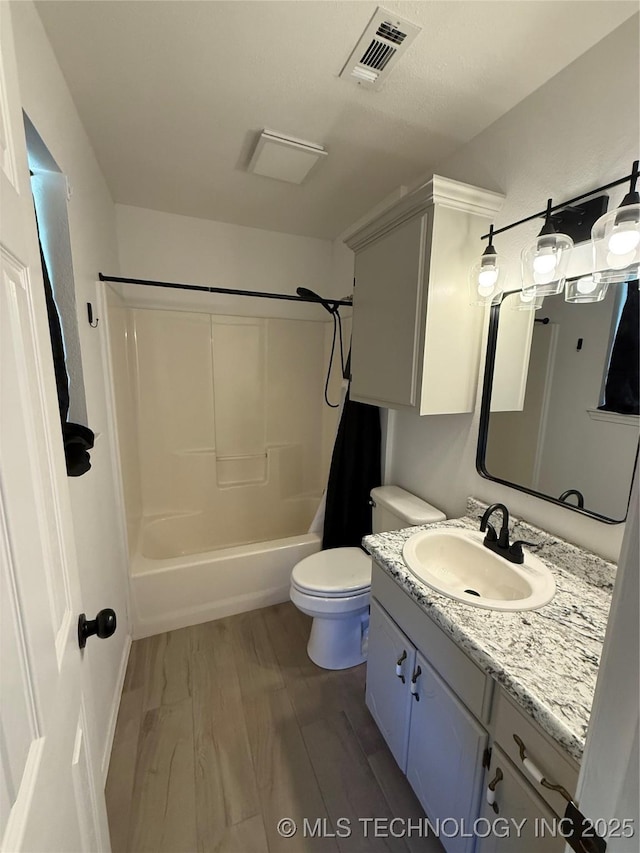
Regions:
[[477, 283, 639, 523]]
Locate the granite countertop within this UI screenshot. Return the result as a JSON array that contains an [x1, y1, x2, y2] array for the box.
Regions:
[[363, 498, 615, 763]]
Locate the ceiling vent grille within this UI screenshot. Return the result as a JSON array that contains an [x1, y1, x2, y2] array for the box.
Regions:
[[339, 7, 421, 89]]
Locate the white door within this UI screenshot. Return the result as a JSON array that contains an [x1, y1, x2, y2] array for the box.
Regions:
[[406, 651, 488, 853], [0, 6, 109, 851]]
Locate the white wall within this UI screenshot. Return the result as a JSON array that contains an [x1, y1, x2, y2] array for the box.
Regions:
[[386, 19, 639, 561], [11, 1, 130, 778], [115, 202, 347, 302]]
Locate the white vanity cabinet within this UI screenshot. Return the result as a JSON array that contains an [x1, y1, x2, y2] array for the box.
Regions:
[[366, 561, 579, 853], [367, 566, 493, 853], [344, 176, 503, 414]]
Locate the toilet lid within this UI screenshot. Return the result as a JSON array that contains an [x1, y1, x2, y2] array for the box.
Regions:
[[292, 548, 371, 597]]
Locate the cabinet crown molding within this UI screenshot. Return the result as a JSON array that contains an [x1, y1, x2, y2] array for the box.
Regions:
[[345, 174, 505, 251]]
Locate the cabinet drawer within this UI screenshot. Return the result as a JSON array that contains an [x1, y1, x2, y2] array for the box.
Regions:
[[477, 746, 565, 853], [491, 688, 579, 818], [371, 562, 492, 721]]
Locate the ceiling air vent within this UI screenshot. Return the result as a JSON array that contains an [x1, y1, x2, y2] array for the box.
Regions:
[[339, 7, 421, 89]]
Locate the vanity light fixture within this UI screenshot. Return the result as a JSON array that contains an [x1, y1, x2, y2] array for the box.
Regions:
[[468, 225, 504, 306], [591, 159, 640, 282], [469, 162, 639, 310], [564, 273, 609, 304], [521, 199, 574, 296]]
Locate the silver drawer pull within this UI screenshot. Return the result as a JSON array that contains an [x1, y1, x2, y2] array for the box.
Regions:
[[395, 650, 407, 682], [513, 734, 573, 803]]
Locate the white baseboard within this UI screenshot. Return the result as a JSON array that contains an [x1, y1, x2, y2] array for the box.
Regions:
[[100, 632, 132, 784], [133, 584, 290, 639]]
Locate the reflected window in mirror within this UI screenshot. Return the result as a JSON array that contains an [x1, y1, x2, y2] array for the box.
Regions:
[[478, 287, 639, 523]]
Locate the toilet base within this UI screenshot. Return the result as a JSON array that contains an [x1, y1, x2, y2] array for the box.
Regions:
[[306, 610, 369, 670]]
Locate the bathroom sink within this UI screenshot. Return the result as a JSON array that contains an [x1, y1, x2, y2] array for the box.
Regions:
[[402, 528, 556, 611]]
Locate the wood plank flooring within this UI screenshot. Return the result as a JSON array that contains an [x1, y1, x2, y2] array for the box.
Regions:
[[106, 602, 443, 853]]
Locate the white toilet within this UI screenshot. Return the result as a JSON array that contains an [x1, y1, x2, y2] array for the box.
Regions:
[[290, 486, 446, 670]]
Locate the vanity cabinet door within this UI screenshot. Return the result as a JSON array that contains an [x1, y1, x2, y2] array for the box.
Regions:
[[476, 747, 564, 853], [366, 599, 416, 771], [406, 652, 488, 853]]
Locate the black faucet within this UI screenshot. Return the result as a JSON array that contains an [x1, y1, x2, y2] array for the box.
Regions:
[[559, 489, 585, 509], [479, 503, 534, 565]]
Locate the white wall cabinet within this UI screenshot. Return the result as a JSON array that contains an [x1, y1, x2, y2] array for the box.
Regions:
[[344, 176, 504, 414], [367, 561, 579, 853]]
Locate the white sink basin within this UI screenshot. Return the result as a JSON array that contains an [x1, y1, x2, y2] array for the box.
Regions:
[[402, 528, 556, 611]]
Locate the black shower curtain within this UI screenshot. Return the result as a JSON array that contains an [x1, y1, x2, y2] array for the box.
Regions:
[[322, 389, 381, 549], [599, 278, 639, 416]]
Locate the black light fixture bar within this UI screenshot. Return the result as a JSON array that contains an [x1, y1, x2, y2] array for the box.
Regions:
[[97, 273, 352, 309], [480, 163, 639, 240]]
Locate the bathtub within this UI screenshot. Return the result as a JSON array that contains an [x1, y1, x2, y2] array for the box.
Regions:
[[130, 515, 321, 638]]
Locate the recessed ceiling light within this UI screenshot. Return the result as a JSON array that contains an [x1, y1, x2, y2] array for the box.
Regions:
[[247, 130, 328, 185]]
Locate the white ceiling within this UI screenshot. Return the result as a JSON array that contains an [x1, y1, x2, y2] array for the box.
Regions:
[[35, 1, 637, 240]]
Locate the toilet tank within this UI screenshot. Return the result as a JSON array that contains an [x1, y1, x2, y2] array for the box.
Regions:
[[370, 486, 446, 533]]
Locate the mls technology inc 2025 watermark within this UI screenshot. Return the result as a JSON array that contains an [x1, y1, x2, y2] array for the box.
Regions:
[[276, 816, 636, 842]]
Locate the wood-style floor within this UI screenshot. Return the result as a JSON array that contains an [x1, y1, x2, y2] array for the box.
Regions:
[[106, 602, 443, 853]]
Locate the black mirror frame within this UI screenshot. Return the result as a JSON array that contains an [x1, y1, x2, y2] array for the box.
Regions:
[[476, 292, 639, 525]]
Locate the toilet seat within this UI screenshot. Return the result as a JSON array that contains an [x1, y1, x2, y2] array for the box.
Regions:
[[291, 547, 371, 598]]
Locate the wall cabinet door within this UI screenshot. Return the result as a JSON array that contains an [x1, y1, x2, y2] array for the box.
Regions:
[[346, 177, 503, 414], [406, 652, 488, 853], [366, 599, 416, 771], [476, 747, 564, 853], [351, 212, 428, 408]]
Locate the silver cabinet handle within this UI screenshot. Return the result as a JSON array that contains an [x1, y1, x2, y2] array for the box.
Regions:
[[395, 650, 407, 683]]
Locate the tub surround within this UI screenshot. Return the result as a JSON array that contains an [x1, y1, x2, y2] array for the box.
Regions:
[[363, 498, 615, 762]]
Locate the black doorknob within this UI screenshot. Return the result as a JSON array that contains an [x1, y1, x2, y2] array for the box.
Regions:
[[78, 608, 117, 649]]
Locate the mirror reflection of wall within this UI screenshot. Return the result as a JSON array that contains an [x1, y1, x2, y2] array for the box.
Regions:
[[484, 286, 639, 521]]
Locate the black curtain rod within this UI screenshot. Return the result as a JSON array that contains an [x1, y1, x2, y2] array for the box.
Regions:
[[481, 165, 638, 241], [98, 273, 352, 308]]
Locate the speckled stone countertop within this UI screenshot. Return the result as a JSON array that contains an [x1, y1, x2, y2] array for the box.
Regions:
[[363, 498, 615, 763]]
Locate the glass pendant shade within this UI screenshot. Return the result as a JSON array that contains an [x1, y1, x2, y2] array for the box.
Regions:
[[511, 290, 544, 311], [469, 226, 504, 306], [591, 203, 640, 280], [565, 273, 609, 304], [468, 252, 504, 305], [521, 199, 573, 296], [593, 161, 640, 283]]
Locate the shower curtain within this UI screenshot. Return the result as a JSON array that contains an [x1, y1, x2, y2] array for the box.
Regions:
[[322, 388, 381, 549], [599, 278, 639, 415]]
